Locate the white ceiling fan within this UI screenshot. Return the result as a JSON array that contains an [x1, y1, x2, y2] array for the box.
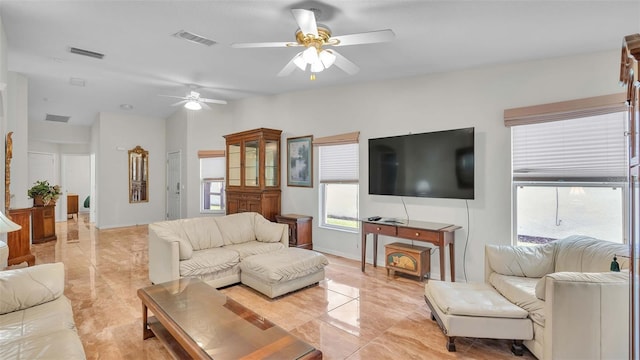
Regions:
[[232, 8, 395, 80], [159, 91, 227, 111]]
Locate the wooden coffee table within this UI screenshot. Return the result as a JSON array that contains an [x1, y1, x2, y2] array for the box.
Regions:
[[138, 278, 322, 359]]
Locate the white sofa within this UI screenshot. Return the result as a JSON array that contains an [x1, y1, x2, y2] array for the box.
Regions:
[[485, 235, 629, 360], [0, 262, 86, 359], [148, 212, 289, 287]]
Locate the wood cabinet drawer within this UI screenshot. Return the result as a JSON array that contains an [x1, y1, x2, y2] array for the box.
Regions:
[[363, 222, 397, 236], [397, 227, 439, 242]]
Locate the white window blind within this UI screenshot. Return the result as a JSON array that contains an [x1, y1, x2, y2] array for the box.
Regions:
[[200, 157, 225, 179], [512, 111, 627, 181], [319, 143, 359, 183]]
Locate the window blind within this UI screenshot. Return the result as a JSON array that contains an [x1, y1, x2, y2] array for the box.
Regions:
[[319, 143, 359, 183], [512, 111, 627, 181], [200, 157, 225, 180]]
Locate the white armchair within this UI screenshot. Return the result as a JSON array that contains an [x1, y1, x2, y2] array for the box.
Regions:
[[485, 235, 629, 359]]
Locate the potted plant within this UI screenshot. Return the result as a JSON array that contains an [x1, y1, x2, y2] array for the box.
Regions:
[[27, 180, 62, 206]]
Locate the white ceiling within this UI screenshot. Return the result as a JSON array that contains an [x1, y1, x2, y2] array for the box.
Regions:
[[0, 1, 638, 127]]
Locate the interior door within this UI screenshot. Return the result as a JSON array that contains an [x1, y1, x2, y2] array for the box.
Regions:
[[166, 151, 181, 220]]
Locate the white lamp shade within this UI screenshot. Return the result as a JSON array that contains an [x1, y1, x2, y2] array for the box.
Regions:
[[302, 46, 319, 64], [310, 60, 324, 73], [293, 54, 307, 71], [0, 211, 21, 233], [184, 101, 202, 110], [319, 50, 336, 68]]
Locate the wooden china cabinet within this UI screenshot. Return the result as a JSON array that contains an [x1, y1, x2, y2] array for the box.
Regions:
[[224, 128, 282, 221], [621, 33, 640, 359]]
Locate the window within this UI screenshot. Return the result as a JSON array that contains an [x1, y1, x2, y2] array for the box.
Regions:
[[199, 151, 225, 213], [316, 133, 360, 232], [507, 95, 628, 245]]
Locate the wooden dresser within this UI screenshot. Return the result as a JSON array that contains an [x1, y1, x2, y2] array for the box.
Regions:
[[32, 205, 57, 244], [67, 194, 78, 219], [276, 214, 313, 249], [6, 208, 35, 266]]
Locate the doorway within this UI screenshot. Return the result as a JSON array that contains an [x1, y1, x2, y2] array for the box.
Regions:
[[166, 151, 181, 220]]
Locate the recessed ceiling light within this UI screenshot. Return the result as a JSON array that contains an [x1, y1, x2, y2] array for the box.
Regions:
[[120, 104, 133, 110]]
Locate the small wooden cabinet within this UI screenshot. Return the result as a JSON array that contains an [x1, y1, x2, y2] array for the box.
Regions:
[[224, 128, 282, 221], [276, 214, 313, 249], [384, 242, 431, 281], [32, 205, 57, 244], [6, 208, 35, 266], [67, 194, 78, 219]]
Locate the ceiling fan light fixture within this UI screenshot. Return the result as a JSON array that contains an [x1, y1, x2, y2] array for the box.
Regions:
[[310, 60, 324, 73], [184, 100, 202, 110], [302, 46, 319, 64], [293, 54, 307, 71], [319, 50, 336, 68]]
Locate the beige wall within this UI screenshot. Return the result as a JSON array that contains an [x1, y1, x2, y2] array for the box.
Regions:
[[227, 49, 623, 282]]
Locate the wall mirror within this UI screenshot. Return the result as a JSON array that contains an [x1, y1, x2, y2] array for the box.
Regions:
[[129, 145, 148, 203]]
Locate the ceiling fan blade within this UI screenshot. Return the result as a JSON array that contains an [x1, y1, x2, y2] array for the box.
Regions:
[[291, 9, 318, 36], [330, 50, 360, 75], [159, 94, 187, 100], [201, 98, 228, 105], [201, 102, 212, 110], [231, 41, 296, 48], [278, 53, 303, 77], [170, 100, 187, 107], [330, 29, 395, 46]]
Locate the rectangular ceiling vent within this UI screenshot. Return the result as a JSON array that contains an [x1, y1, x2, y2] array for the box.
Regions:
[[45, 114, 70, 123], [69, 47, 104, 59], [172, 30, 216, 46]]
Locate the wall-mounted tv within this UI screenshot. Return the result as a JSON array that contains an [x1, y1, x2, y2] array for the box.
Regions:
[[368, 127, 475, 199]]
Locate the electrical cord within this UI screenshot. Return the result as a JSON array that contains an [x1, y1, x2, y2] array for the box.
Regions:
[[401, 197, 409, 222], [463, 199, 470, 282]]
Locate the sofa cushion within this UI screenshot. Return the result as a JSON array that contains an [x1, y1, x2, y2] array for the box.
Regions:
[[254, 215, 286, 243], [215, 212, 257, 245], [486, 243, 555, 278], [179, 217, 225, 250], [426, 281, 529, 318], [0, 263, 65, 315], [489, 273, 545, 327], [554, 235, 629, 273], [240, 248, 328, 283], [0, 327, 86, 360], [224, 241, 285, 259], [179, 248, 239, 277], [0, 296, 76, 340], [149, 222, 193, 260]]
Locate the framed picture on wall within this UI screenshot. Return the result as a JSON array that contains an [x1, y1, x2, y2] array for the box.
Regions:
[[287, 135, 313, 187]]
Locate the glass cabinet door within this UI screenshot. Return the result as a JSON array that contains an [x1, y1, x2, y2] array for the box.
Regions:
[[265, 140, 279, 187], [244, 140, 259, 187], [228, 143, 241, 186]]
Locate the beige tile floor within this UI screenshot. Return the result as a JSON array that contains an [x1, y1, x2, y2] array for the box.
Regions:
[[31, 213, 536, 359]]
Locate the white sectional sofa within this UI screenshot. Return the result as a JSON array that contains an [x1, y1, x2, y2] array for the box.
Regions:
[[0, 262, 86, 359], [484, 235, 629, 359], [148, 212, 289, 287]]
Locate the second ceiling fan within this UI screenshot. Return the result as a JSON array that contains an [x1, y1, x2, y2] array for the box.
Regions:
[[232, 9, 395, 80]]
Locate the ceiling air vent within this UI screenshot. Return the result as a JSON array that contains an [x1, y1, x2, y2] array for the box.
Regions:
[[69, 47, 104, 59], [172, 30, 216, 46], [45, 114, 70, 123]]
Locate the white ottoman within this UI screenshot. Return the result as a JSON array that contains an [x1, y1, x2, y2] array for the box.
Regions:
[[240, 248, 328, 298], [424, 281, 533, 355]]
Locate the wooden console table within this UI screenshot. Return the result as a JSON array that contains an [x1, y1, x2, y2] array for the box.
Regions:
[[361, 219, 460, 281]]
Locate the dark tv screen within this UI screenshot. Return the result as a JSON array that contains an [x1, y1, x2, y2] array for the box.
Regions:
[[368, 127, 475, 199]]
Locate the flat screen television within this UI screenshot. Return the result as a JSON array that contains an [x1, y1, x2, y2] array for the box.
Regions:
[[368, 127, 474, 199]]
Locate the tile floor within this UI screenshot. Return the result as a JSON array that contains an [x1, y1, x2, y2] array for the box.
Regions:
[[30, 214, 536, 359]]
